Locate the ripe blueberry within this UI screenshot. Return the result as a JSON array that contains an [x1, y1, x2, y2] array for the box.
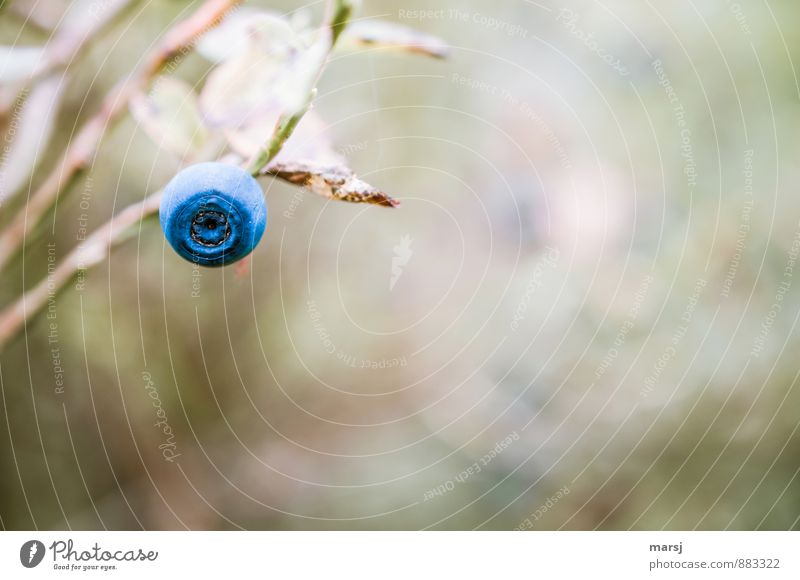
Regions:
[[159, 162, 267, 267]]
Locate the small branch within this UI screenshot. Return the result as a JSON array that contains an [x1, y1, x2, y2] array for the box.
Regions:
[[246, 94, 313, 176], [0, 0, 241, 274], [0, 191, 161, 350], [0, 153, 399, 350], [245, 0, 354, 177], [329, 0, 356, 46], [0, 0, 369, 350]]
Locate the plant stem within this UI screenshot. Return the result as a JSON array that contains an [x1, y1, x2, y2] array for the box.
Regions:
[[0, 158, 376, 350], [0, 0, 359, 351], [0, 191, 162, 350], [246, 96, 312, 176], [0, 0, 241, 274], [329, 0, 356, 46]]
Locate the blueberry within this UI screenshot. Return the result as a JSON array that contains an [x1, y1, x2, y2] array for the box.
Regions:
[[159, 162, 267, 267]]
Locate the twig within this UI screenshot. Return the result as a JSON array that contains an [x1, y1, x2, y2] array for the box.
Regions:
[[329, 0, 355, 46], [0, 156, 390, 350], [246, 94, 313, 176], [0, 0, 360, 350], [0, 191, 161, 350], [0, 0, 241, 274]]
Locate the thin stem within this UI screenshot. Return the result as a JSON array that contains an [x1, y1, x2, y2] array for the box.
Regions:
[[0, 191, 162, 350], [0, 159, 375, 350], [329, 0, 355, 46], [246, 94, 313, 176], [0, 0, 242, 274], [0, 0, 360, 350]]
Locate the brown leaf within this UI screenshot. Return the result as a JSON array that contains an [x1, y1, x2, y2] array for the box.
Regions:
[[339, 20, 449, 59], [263, 161, 399, 207]]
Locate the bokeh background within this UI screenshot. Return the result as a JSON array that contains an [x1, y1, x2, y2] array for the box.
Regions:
[[1, 0, 800, 530]]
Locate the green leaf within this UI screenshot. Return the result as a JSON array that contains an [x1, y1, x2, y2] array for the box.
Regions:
[[130, 77, 208, 158], [339, 20, 449, 59], [0, 46, 45, 83]]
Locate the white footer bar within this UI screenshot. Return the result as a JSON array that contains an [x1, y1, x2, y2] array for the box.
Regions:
[[1, 531, 796, 578]]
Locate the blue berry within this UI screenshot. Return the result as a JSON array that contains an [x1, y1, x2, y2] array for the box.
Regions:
[[159, 162, 267, 267]]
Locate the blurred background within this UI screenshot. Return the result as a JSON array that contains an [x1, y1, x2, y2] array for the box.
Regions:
[[1, 0, 799, 530]]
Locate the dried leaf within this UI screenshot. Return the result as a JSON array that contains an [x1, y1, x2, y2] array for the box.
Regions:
[[0, 75, 65, 200], [0, 46, 46, 84], [130, 77, 208, 158], [264, 160, 399, 207], [339, 20, 449, 59]]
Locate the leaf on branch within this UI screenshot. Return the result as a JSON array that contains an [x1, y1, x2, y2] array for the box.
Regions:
[[263, 160, 399, 207], [199, 13, 325, 128], [338, 20, 449, 59], [0, 74, 65, 198], [0, 45, 46, 83], [130, 77, 208, 158], [196, 8, 300, 64]]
